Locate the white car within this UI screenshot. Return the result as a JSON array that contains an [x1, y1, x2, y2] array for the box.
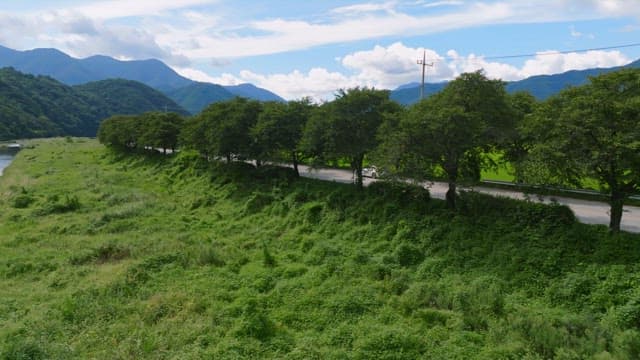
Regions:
[[362, 166, 379, 178]]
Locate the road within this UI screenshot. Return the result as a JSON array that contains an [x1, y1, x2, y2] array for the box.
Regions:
[[296, 164, 640, 233]]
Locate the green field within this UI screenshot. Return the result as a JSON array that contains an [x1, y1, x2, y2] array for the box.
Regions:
[[1, 138, 640, 359]]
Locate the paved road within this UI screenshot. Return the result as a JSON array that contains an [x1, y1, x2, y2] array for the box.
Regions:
[[297, 165, 640, 233]]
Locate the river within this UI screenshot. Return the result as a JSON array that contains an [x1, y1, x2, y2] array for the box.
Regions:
[[0, 150, 16, 176]]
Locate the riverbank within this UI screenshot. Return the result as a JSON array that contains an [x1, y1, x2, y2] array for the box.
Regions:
[[2, 138, 640, 359]]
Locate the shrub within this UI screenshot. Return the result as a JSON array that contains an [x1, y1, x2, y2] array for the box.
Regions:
[[11, 193, 35, 209], [69, 243, 131, 265]]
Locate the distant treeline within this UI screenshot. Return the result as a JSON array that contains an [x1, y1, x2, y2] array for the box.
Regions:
[[98, 69, 640, 232]]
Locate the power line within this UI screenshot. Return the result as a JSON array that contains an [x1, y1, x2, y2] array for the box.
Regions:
[[425, 42, 640, 63]]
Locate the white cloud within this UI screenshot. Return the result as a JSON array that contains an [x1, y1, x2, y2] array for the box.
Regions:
[[519, 50, 630, 76], [341, 42, 453, 87], [236, 68, 357, 101], [174, 67, 221, 84], [421, 1, 464, 9], [331, 2, 398, 15], [71, 0, 217, 20], [210, 43, 632, 100]]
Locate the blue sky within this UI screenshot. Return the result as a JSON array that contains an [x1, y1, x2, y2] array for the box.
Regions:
[[1, 0, 640, 99]]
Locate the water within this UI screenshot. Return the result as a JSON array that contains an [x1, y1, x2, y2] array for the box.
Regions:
[[0, 150, 16, 176]]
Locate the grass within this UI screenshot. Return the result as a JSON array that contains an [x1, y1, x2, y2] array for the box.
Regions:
[[1, 138, 640, 359]]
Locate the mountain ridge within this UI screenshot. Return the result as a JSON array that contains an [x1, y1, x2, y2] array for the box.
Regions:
[[0, 45, 285, 113], [0, 67, 188, 140], [391, 59, 640, 105]]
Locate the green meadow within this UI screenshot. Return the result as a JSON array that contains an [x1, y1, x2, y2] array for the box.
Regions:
[[1, 138, 640, 359]]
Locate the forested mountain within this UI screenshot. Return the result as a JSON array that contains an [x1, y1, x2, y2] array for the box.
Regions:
[[0, 45, 285, 112], [0, 68, 187, 141], [391, 58, 640, 105], [165, 82, 236, 114], [75, 79, 188, 116], [223, 83, 285, 102], [0, 45, 192, 91]]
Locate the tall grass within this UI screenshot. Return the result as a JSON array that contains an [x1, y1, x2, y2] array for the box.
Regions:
[[1, 138, 639, 359]]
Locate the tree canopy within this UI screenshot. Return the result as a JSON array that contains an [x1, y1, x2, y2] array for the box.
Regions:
[[520, 68, 640, 232], [385, 71, 512, 208]]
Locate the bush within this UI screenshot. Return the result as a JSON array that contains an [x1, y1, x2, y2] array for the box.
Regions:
[[11, 193, 35, 209], [69, 243, 131, 265]]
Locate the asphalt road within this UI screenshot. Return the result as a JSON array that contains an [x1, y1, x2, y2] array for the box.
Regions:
[[297, 165, 640, 233]]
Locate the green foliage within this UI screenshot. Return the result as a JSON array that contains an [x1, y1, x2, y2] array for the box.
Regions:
[[98, 111, 184, 153], [520, 68, 640, 232], [383, 71, 512, 208], [301, 87, 401, 188], [1, 138, 640, 359], [186, 97, 262, 162], [0, 68, 187, 140]]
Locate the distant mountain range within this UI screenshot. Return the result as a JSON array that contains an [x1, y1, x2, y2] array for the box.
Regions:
[[0, 45, 285, 114], [0, 68, 187, 140], [391, 59, 640, 105]]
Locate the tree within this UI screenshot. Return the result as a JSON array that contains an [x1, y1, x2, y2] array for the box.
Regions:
[[388, 71, 511, 208], [302, 87, 400, 188], [197, 98, 262, 163], [502, 92, 539, 182], [139, 112, 183, 154], [521, 69, 640, 232], [252, 99, 314, 176], [97, 114, 140, 151]]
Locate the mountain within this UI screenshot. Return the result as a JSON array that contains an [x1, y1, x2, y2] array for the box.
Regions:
[[391, 59, 640, 105], [390, 82, 448, 105], [0, 45, 286, 111], [0, 45, 192, 91], [165, 82, 236, 114], [0, 67, 188, 141], [75, 79, 188, 116], [223, 83, 285, 102]]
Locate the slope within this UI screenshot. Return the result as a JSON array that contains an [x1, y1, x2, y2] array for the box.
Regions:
[[0, 45, 192, 91], [224, 83, 285, 102], [165, 82, 236, 114], [0, 45, 286, 105], [0, 68, 188, 140], [75, 79, 189, 116], [1, 138, 639, 359]]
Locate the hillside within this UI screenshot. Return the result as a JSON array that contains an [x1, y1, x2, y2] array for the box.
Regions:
[[0, 68, 187, 140], [75, 79, 188, 116], [392, 58, 640, 104], [0, 45, 286, 109], [224, 83, 285, 102], [166, 82, 236, 114], [0, 45, 192, 91], [1, 138, 639, 359]]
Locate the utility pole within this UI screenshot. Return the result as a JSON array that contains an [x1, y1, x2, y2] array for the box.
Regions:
[[417, 50, 433, 100]]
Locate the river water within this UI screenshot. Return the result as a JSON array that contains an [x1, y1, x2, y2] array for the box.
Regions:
[[0, 150, 16, 176]]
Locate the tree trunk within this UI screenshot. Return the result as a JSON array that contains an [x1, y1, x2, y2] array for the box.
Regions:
[[353, 154, 364, 189], [226, 153, 231, 163], [609, 190, 624, 233], [292, 152, 300, 177], [445, 166, 458, 209]]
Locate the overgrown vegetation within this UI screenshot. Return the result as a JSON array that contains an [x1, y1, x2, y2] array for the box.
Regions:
[[1, 138, 640, 359]]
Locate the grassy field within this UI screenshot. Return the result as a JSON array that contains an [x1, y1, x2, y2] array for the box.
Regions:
[[1, 138, 640, 359]]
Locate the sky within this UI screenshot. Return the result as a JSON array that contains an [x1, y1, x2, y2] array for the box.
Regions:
[[1, 0, 640, 100]]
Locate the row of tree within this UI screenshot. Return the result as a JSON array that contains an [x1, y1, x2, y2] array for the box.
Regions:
[[98, 69, 640, 232]]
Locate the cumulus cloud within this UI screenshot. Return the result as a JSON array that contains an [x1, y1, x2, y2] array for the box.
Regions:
[[236, 68, 357, 100], [212, 43, 632, 100], [341, 43, 453, 87]]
